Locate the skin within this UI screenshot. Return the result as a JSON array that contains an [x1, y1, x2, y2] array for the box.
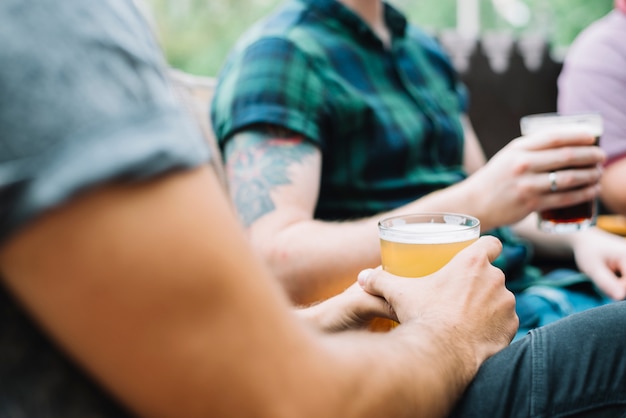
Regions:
[[224, 123, 626, 303], [0, 165, 517, 418], [222, 0, 626, 305], [601, 158, 626, 215], [555, 4, 626, 217]]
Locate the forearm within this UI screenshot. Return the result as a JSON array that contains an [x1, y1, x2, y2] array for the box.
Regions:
[[253, 182, 497, 305], [316, 324, 477, 418], [0, 167, 475, 418], [253, 216, 381, 304], [394, 179, 500, 231]]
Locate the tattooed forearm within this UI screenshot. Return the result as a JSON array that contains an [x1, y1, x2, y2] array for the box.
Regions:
[[224, 125, 316, 227]]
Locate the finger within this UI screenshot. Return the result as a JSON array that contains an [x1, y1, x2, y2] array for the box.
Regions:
[[344, 280, 367, 294], [589, 265, 626, 301], [521, 147, 605, 175], [609, 258, 626, 301], [536, 184, 600, 212], [353, 290, 397, 322], [534, 167, 602, 194], [545, 148, 604, 172], [357, 267, 390, 297], [518, 126, 600, 150], [459, 235, 503, 264], [340, 282, 394, 317]]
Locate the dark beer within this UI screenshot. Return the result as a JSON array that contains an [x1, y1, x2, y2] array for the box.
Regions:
[[538, 134, 601, 233], [540, 200, 596, 227], [520, 113, 603, 233]]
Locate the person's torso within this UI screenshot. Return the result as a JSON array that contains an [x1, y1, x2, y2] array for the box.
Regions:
[[215, 0, 469, 220], [212, 0, 539, 284]]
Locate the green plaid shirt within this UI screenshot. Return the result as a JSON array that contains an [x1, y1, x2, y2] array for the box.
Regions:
[[211, 0, 582, 289], [212, 0, 469, 217]]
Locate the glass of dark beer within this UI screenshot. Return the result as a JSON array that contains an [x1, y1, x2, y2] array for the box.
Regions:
[[520, 112, 603, 233]]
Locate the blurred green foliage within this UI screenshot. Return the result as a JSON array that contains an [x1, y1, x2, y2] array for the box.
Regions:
[[146, 0, 614, 76], [536, 0, 615, 49]]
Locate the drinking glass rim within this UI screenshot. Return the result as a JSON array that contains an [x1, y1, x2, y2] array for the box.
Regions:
[[378, 212, 480, 242], [520, 112, 603, 133], [520, 111, 602, 119]]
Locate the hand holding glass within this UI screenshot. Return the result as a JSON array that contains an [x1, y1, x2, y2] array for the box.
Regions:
[[369, 213, 481, 332], [520, 112, 603, 233]]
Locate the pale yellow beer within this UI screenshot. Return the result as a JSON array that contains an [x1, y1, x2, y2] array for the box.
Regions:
[[370, 213, 480, 332], [380, 230, 478, 276]]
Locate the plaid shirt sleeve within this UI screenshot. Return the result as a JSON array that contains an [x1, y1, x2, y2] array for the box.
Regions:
[[211, 36, 327, 147]]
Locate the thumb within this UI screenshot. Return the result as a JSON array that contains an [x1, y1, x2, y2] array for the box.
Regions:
[[358, 266, 389, 298]]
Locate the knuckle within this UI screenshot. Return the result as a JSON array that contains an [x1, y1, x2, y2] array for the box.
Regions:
[[462, 252, 483, 268], [368, 270, 384, 285], [514, 181, 541, 209], [506, 290, 517, 308], [511, 158, 532, 176], [484, 235, 503, 250], [516, 180, 534, 195], [560, 147, 577, 161]]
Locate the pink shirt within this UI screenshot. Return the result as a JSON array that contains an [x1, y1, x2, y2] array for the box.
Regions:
[[557, 10, 626, 165]]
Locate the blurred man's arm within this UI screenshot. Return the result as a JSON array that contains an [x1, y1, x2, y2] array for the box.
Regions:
[[0, 165, 515, 418]]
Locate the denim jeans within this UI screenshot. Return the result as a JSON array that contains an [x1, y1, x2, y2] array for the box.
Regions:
[[449, 302, 626, 418], [514, 269, 613, 341]]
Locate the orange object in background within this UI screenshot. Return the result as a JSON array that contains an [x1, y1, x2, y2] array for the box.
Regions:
[[596, 215, 626, 236]]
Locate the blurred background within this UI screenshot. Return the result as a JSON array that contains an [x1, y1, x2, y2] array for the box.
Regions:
[[146, 0, 614, 77], [147, 0, 615, 155]]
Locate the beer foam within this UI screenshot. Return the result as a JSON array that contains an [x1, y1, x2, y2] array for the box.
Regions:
[[379, 222, 479, 244], [577, 123, 603, 138]]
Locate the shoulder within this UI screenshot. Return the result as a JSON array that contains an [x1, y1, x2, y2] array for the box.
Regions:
[[214, 2, 326, 93], [405, 25, 450, 59], [0, 0, 209, 244], [404, 25, 457, 76], [226, 1, 319, 59], [566, 11, 626, 66], [405, 25, 443, 51], [211, 2, 330, 142]]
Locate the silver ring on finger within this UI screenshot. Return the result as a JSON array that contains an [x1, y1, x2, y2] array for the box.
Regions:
[[548, 171, 558, 192]]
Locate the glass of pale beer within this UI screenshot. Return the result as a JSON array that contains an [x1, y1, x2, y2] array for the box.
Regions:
[[520, 112, 603, 233], [369, 212, 480, 332]]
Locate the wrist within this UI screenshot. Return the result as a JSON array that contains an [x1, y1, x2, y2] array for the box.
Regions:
[[449, 178, 493, 230], [393, 322, 479, 417], [396, 319, 480, 391]]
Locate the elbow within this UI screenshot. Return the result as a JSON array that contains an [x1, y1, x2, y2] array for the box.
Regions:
[[259, 242, 345, 306], [252, 239, 311, 304], [600, 163, 626, 216], [600, 191, 626, 218]]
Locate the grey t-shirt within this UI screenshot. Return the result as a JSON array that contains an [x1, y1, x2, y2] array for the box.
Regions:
[[0, 1, 210, 416]]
